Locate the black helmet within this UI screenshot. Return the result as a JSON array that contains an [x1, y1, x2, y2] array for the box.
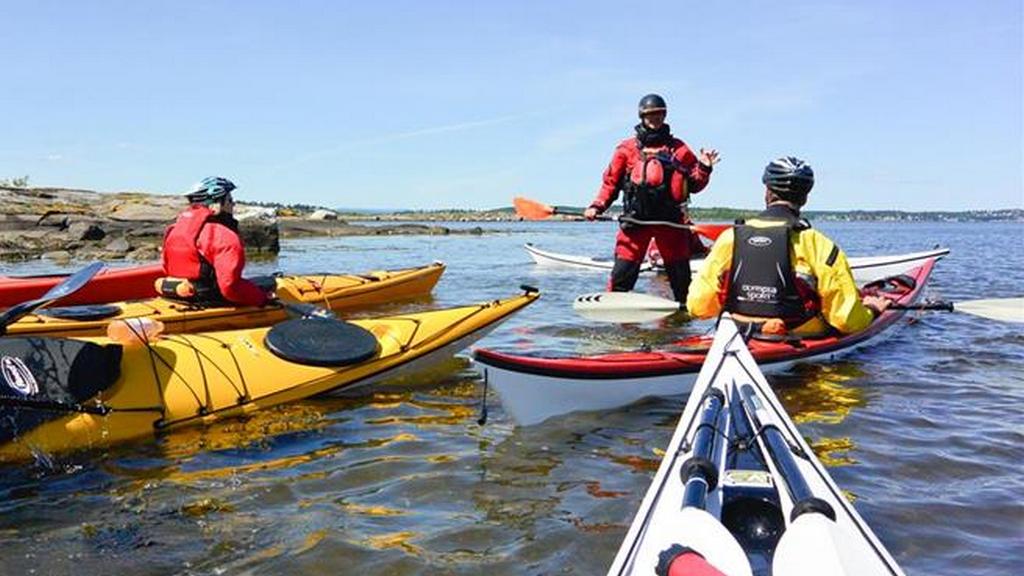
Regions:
[[638, 94, 668, 118], [185, 176, 236, 204], [762, 157, 814, 199]]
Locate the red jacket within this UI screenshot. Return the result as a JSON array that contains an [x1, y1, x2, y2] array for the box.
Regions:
[[591, 136, 711, 212], [162, 206, 269, 307]]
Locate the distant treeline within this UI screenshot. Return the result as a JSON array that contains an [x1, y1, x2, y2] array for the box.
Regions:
[[249, 199, 1023, 223], [246, 200, 331, 212], [693, 207, 1024, 222], [510, 205, 1024, 222]]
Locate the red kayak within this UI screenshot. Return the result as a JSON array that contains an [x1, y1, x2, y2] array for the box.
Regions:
[[0, 263, 163, 307], [473, 258, 937, 426]]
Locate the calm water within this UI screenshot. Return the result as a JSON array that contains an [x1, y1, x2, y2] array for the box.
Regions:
[[0, 221, 1021, 575]]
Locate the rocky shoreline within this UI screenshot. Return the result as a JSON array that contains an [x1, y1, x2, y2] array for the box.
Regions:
[[0, 187, 491, 263]]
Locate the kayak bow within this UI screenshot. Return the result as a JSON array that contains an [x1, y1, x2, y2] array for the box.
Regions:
[[608, 315, 905, 575]]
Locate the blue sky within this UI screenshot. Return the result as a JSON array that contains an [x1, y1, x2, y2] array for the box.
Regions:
[[1, 0, 1020, 211]]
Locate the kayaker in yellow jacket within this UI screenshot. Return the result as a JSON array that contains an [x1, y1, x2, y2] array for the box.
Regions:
[[687, 157, 890, 336]]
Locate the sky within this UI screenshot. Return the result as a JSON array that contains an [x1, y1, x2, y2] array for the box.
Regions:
[[1, 0, 1020, 211]]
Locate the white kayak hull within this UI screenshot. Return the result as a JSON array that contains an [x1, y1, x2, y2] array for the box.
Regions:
[[524, 243, 948, 285], [607, 315, 905, 575], [477, 332, 895, 427]]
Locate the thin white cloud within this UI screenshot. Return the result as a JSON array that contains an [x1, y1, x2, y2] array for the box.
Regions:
[[267, 112, 537, 175]]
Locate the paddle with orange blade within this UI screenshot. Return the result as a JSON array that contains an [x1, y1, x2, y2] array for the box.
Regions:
[[512, 196, 729, 241]]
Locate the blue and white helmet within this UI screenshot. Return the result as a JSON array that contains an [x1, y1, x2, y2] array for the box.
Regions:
[[185, 177, 236, 204], [762, 157, 814, 199]]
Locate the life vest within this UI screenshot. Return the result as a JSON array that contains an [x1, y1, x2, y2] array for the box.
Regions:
[[622, 142, 686, 223], [159, 206, 221, 302], [725, 219, 820, 327]]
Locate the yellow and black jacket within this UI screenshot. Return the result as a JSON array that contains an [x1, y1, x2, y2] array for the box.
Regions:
[[687, 205, 874, 335]]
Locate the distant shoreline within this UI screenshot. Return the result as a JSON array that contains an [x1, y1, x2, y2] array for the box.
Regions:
[[327, 206, 1024, 223]]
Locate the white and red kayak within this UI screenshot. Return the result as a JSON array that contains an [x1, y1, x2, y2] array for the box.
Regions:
[[608, 314, 905, 576], [524, 243, 948, 286], [474, 257, 937, 426]]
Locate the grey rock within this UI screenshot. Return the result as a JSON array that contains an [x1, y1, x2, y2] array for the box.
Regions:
[[235, 206, 277, 223], [104, 237, 132, 253], [309, 209, 338, 220], [41, 250, 72, 262], [105, 198, 180, 222], [129, 246, 161, 262], [67, 221, 106, 241], [125, 225, 167, 238], [35, 212, 71, 229], [239, 220, 279, 254]]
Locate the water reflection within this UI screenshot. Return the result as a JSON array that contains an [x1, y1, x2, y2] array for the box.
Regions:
[[775, 362, 869, 425], [773, 362, 872, 468]]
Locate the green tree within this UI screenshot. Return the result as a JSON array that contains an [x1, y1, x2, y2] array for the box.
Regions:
[[0, 175, 29, 188]]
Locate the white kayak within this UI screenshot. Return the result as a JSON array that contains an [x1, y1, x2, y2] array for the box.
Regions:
[[524, 243, 949, 285], [608, 315, 905, 576], [525, 243, 659, 273]]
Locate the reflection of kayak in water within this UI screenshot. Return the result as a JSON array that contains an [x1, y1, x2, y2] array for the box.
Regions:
[[0, 290, 538, 461], [523, 243, 948, 284], [607, 315, 905, 575], [475, 258, 937, 426], [776, 363, 867, 426]]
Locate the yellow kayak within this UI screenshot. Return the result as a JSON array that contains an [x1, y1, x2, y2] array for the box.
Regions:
[[0, 289, 538, 460], [3, 262, 444, 338]]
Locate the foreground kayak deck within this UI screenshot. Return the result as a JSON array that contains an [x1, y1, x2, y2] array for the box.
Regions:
[[609, 316, 904, 575], [0, 262, 166, 308], [474, 258, 937, 426], [525, 243, 948, 285], [3, 262, 445, 337], [0, 289, 537, 461]]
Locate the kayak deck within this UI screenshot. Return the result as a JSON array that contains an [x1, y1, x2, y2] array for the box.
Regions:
[[0, 289, 538, 460], [3, 262, 445, 337], [609, 316, 905, 575]]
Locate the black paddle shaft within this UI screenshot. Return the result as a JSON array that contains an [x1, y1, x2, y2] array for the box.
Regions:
[[680, 388, 726, 510], [550, 207, 701, 231], [890, 301, 954, 312]]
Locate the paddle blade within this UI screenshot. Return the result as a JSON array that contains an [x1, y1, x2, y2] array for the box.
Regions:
[[775, 513, 890, 576], [513, 196, 555, 220], [692, 223, 730, 241], [955, 297, 1024, 323], [573, 291, 680, 323], [41, 262, 105, 301]]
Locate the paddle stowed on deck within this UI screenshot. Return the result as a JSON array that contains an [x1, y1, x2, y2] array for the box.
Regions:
[[608, 316, 905, 576]]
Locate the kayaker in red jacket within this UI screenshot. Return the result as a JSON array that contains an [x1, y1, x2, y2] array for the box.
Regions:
[[159, 177, 271, 307], [583, 94, 720, 302]]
